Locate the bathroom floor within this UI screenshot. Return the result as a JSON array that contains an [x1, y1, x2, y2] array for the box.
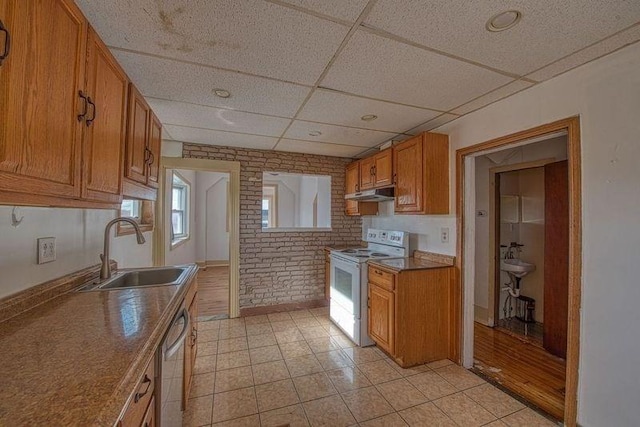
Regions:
[[183, 308, 557, 426]]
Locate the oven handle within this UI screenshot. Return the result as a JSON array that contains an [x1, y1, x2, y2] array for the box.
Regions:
[[165, 308, 190, 359]]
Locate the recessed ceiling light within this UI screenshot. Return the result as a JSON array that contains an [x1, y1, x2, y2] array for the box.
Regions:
[[213, 88, 231, 98], [361, 114, 378, 122], [486, 10, 522, 32], [308, 131, 322, 137]]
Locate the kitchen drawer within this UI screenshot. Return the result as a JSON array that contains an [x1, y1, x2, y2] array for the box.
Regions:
[[119, 358, 155, 427], [368, 265, 395, 291]]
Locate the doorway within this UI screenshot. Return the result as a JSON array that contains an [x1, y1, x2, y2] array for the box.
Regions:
[[154, 157, 241, 318], [456, 117, 581, 425]]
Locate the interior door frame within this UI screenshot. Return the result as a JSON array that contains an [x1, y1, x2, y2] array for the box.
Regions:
[[154, 157, 241, 318], [455, 117, 582, 426]]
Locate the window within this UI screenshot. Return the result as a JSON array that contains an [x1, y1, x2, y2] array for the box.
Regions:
[[171, 172, 190, 245], [262, 184, 277, 228], [117, 199, 154, 236]]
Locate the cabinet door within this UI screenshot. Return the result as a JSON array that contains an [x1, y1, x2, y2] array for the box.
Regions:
[[125, 84, 150, 184], [373, 149, 393, 187], [393, 135, 423, 213], [359, 156, 375, 190], [345, 161, 360, 215], [368, 284, 395, 354], [147, 112, 161, 188], [0, 0, 87, 199], [184, 290, 198, 404], [82, 27, 127, 204]]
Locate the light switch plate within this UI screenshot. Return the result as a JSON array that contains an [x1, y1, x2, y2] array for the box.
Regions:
[[37, 237, 56, 264]]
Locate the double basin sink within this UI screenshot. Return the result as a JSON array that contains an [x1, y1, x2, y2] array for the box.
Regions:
[[79, 265, 193, 292]]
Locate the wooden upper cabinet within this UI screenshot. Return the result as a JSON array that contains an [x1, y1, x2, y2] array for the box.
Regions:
[[82, 26, 128, 204], [345, 160, 377, 216], [147, 112, 162, 188], [359, 156, 375, 190], [0, 0, 87, 199], [125, 84, 150, 185], [393, 132, 449, 214], [373, 148, 393, 187]]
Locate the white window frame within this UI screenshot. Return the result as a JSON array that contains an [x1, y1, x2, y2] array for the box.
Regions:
[[171, 171, 191, 248]]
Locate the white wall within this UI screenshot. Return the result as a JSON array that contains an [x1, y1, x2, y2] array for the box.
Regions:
[[0, 206, 153, 299], [195, 171, 229, 262], [435, 41, 640, 427], [165, 168, 197, 265]]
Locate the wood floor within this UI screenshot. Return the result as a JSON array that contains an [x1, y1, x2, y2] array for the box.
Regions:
[[197, 266, 229, 317], [474, 322, 566, 421]]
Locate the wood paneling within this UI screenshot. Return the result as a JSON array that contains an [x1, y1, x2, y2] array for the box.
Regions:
[[0, 0, 87, 198], [82, 26, 127, 204], [125, 84, 150, 185], [544, 160, 569, 358], [474, 323, 566, 421]]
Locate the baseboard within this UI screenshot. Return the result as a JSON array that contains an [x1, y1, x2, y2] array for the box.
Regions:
[[240, 299, 328, 317], [196, 260, 229, 270]]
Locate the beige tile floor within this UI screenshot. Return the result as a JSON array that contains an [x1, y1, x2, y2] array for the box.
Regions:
[[185, 307, 558, 427]]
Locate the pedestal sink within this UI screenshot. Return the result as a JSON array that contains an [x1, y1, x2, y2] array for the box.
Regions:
[[500, 259, 536, 278]]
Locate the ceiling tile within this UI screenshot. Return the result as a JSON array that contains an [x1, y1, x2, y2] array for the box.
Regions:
[[148, 99, 291, 137], [274, 0, 369, 23], [321, 31, 512, 111], [451, 80, 534, 115], [407, 114, 460, 134], [365, 0, 640, 76], [298, 89, 441, 133], [76, 0, 349, 84], [164, 125, 278, 150], [114, 51, 310, 118], [276, 139, 364, 157], [526, 25, 640, 82], [284, 121, 397, 148]]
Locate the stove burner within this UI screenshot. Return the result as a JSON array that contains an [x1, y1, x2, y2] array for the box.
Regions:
[[342, 249, 358, 253], [370, 253, 388, 257]]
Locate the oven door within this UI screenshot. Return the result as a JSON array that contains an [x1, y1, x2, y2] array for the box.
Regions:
[[330, 255, 361, 318]]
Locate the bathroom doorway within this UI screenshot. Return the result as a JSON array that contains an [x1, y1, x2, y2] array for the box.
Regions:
[[455, 117, 582, 425]]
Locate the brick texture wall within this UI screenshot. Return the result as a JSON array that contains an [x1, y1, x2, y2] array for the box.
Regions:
[[182, 143, 363, 308]]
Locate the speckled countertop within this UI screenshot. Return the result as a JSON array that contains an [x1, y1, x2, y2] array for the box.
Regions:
[[368, 257, 453, 272], [0, 268, 196, 426]]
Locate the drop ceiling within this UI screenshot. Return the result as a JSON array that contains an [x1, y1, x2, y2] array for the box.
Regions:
[[76, 0, 640, 158]]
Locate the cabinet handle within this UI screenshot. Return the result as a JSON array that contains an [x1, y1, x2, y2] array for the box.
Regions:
[[373, 165, 377, 177], [374, 269, 383, 275], [393, 173, 397, 185], [86, 97, 96, 127], [367, 297, 370, 309], [191, 327, 197, 347], [134, 374, 152, 403], [148, 149, 155, 166], [77, 91, 88, 122], [0, 19, 10, 66]]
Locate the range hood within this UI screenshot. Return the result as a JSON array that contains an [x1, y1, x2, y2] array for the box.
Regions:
[[345, 187, 394, 202]]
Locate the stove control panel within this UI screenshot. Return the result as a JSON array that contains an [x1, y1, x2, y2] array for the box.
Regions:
[[366, 229, 408, 247]]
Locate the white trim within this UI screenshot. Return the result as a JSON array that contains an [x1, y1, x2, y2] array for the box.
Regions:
[[154, 157, 241, 318]]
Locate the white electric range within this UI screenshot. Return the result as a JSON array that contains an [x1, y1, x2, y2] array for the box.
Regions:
[[329, 229, 410, 346]]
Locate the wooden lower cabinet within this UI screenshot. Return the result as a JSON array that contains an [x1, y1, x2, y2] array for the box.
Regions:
[[141, 396, 155, 427], [119, 357, 155, 427], [183, 277, 198, 404], [367, 264, 454, 367]]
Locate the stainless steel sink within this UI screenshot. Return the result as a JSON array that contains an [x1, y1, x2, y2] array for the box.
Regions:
[[79, 266, 193, 291]]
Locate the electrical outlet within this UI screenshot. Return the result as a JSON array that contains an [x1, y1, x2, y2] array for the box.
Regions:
[[440, 227, 450, 244], [37, 237, 56, 264]]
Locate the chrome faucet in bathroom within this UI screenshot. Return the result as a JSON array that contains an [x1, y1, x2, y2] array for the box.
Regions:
[[100, 217, 146, 280], [503, 242, 524, 259]]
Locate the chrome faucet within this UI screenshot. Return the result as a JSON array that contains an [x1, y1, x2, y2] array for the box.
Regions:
[[503, 242, 524, 259], [100, 217, 146, 280]]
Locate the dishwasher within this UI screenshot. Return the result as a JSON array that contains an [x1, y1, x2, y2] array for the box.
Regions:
[[157, 306, 190, 427]]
